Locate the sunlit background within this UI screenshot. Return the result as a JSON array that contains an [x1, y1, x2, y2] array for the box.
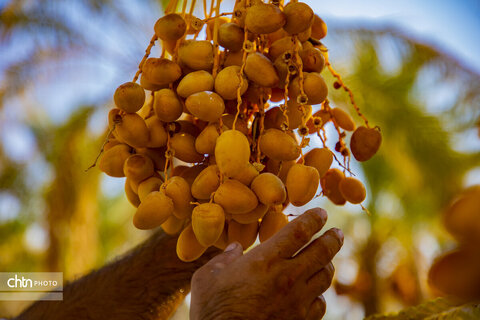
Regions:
[[1, 0, 479, 319]]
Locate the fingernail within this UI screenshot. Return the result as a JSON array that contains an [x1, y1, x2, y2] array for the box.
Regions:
[[314, 208, 328, 222], [224, 242, 238, 252], [333, 228, 344, 244]]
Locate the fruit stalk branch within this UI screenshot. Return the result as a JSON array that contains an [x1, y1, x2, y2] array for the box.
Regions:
[[212, 0, 222, 77], [324, 53, 370, 128], [85, 124, 117, 172], [232, 21, 250, 130], [133, 34, 158, 83]]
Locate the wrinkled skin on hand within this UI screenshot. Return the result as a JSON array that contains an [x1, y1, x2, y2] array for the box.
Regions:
[[190, 208, 343, 320]]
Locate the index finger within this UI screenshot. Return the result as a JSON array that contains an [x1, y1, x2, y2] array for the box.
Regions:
[[261, 208, 328, 259]]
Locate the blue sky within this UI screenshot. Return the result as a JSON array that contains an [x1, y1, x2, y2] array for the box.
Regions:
[[313, 0, 480, 73]]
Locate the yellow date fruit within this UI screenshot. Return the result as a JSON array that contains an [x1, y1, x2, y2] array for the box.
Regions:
[[223, 50, 244, 67], [251, 173, 287, 206], [125, 178, 140, 207], [191, 165, 221, 200], [269, 36, 299, 61], [264, 102, 312, 130], [218, 23, 244, 52], [215, 130, 251, 177], [245, 3, 286, 34], [136, 176, 163, 202], [179, 163, 208, 187], [332, 108, 356, 131], [178, 40, 214, 71], [145, 116, 168, 148], [303, 148, 333, 178], [177, 70, 214, 98], [339, 177, 366, 204], [170, 133, 204, 163], [136, 147, 166, 171], [443, 186, 480, 243], [195, 123, 225, 155], [289, 72, 328, 105], [350, 126, 382, 162], [221, 114, 249, 135], [192, 203, 225, 247], [99, 144, 131, 177], [213, 226, 229, 250], [245, 52, 279, 88], [154, 89, 184, 122], [164, 176, 194, 220], [286, 164, 319, 206], [115, 112, 150, 148], [139, 74, 167, 91], [123, 154, 155, 184], [214, 179, 258, 214], [259, 128, 300, 161], [428, 249, 480, 300], [214, 66, 248, 100], [265, 158, 295, 184], [227, 220, 259, 250], [142, 58, 181, 86], [133, 191, 174, 229], [154, 13, 186, 41], [114, 82, 145, 113], [311, 14, 327, 40], [282, 2, 314, 35], [185, 91, 225, 122], [161, 215, 185, 236], [231, 203, 269, 224], [321, 168, 346, 205], [300, 47, 325, 73], [259, 208, 288, 242], [176, 224, 207, 262], [230, 162, 259, 186]]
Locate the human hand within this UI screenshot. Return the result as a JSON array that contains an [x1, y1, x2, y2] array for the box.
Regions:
[[190, 208, 343, 320]]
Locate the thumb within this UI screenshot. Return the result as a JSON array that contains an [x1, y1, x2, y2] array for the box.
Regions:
[[207, 241, 243, 271], [220, 241, 244, 263]]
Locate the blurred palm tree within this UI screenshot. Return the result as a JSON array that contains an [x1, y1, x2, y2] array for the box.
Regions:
[[35, 106, 101, 276], [0, 0, 158, 316], [325, 25, 480, 316], [0, 0, 163, 108]]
